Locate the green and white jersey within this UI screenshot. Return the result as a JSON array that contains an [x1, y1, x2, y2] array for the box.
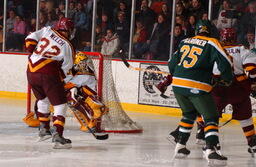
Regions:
[[168, 35, 233, 96]]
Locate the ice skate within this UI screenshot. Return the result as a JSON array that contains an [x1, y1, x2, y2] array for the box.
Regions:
[[52, 133, 72, 149], [248, 135, 256, 157], [173, 143, 190, 159], [203, 146, 227, 166], [167, 128, 179, 144], [196, 128, 206, 145], [37, 127, 52, 142]]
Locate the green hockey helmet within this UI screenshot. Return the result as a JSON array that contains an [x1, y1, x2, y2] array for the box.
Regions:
[[195, 19, 211, 35]]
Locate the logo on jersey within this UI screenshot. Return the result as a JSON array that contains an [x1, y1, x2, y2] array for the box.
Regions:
[[142, 65, 163, 93], [190, 88, 200, 94]]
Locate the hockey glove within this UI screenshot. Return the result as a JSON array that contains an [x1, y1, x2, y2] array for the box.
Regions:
[[251, 84, 256, 99], [211, 76, 232, 87], [156, 75, 173, 93]]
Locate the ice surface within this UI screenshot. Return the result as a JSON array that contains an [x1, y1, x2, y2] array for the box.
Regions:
[[0, 98, 255, 167]]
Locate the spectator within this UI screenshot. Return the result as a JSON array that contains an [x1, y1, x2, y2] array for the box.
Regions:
[[95, 25, 104, 52], [211, 0, 221, 22], [67, 1, 76, 19], [175, 15, 188, 35], [176, 2, 188, 19], [58, 2, 66, 14], [201, 12, 208, 20], [113, 1, 130, 23], [136, 0, 156, 32], [39, 11, 48, 29], [160, 3, 172, 24], [45, 11, 58, 27], [6, 10, 16, 32], [40, 0, 47, 13], [237, 1, 256, 44], [58, 12, 65, 20], [6, 15, 27, 51], [0, 12, 3, 49], [114, 12, 130, 52], [73, 2, 90, 49], [83, 41, 91, 52], [45, 0, 55, 13], [186, 14, 197, 37], [85, 0, 93, 15], [150, 0, 166, 15], [216, 0, 237, 31], [101, 29, 120, 57], [188, 0, 206, 20], [173, 24, 186, 52], [26, 18, 36, 34], [133, 20, 148, 59], [99, 13, 114, 35], [235, 0, 251, 13], [244, 27, 256, 49], [99, 0, 115, 19], [146, 14, 169, 60]]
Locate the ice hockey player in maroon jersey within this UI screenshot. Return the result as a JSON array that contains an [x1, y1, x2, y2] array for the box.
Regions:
[[212, 28, 256, 156], [25, 17, 75, 149]]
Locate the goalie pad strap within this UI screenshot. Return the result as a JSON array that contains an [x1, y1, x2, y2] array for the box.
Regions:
[[65, 82, 77, 90], [38, 117, 50, 122], [82, 85, 97, 96]]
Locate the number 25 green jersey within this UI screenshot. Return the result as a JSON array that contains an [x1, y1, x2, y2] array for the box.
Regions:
[[168, 35, 233, 96]]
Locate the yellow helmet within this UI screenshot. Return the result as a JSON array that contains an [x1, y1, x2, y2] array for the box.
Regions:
[[74, 51, 88, 65], [73, 51, 95, 73]]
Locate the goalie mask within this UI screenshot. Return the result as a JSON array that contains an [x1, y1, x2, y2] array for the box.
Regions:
[[73, 52, 95, 74]]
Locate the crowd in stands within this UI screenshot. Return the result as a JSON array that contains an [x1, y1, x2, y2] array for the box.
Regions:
[[0, 0, 255, 61]]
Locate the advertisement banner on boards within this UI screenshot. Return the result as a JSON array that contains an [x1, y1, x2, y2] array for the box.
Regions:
[[138, 63, 256, 117], [138, 63, 179, 108]]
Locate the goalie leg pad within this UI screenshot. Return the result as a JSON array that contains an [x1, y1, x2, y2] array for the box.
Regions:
[[85, 96, 106, 119], [69, 107, 97, 132]]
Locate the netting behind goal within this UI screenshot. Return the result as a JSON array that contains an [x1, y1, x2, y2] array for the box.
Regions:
[[82, 52, 143, 133]]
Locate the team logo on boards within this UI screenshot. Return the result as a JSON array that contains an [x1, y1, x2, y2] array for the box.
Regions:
[[142, 65, 163, 93]]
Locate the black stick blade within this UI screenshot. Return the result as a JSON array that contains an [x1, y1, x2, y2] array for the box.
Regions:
[[95, 134, 109, 140]]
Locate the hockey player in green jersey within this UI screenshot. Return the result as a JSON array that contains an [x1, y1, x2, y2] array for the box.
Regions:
[[169, 20, 233, 166]]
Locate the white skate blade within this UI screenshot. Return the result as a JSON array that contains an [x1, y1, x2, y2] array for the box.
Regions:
[[196, 139, 206, 145], [53, 142, 72, 149], [175, 153, 189, 159], [166, 135, 176, 145], [207, 159, 227, 166], [37, 135, 52, 142]]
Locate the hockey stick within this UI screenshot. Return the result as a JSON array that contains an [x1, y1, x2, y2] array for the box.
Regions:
[[77, 101, 109, 140], [68, 100, 109, 140], [119, 50, 170, 75]]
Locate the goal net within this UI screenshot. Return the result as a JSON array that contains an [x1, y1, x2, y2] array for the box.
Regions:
[[83, 52, 142, 133]]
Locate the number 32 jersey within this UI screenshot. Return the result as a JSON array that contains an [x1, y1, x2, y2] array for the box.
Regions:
[[25, 26, 75, 76], [168, 35, 233, 95]]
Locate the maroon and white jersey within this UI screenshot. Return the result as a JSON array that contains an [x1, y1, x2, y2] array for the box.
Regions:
[[213, 45, 256, 81], [25, 26, 75, 76]]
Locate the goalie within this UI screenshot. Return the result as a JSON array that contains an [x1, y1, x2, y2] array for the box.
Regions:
[[64, 51, 108, 132]]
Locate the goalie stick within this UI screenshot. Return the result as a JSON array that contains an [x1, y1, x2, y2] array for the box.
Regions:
[[68, 96, 109, 140], [119, 50, 170, 75]]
